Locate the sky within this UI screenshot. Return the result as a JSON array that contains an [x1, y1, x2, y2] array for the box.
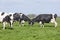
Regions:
[[0, 0, 60, 16]]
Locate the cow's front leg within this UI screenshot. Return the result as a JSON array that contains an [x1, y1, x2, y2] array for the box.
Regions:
[[39, 21, 44, 28], [51, 19, 57, 27], [2, 22, 6, 29], [21, 20, 25, 26], [54, 21, 57, 27]]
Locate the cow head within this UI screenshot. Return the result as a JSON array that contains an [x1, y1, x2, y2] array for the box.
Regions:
[[29, 21, 34, 25], [29, 19, 35, 25], [54, 14, 57, 20]]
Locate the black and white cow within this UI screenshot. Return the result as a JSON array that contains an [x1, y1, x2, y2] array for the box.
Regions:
[[0, 12, 14, 29], [13, 13, 20, 22], [13, 13, 31, 26], [29, 14, 57, 27]]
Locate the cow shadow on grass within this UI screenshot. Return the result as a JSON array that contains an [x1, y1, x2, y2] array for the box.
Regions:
[[37, 24, 54, 27], [44, 25, 54, 27], [0, 26, 14, 30]]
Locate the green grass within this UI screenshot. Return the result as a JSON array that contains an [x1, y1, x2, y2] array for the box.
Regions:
[[0, 18, 60, 40]]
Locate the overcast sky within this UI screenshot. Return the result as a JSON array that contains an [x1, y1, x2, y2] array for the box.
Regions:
[[0, 0, 60, 16]]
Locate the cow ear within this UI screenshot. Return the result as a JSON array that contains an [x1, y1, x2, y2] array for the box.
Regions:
[[1, 12, 5, 15]]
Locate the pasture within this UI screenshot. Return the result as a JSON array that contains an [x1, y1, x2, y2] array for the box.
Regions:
[[0, 18, 60, 40]]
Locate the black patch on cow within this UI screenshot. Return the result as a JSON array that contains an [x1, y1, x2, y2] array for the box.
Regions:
[[13, 13, 20, 21], [36, 14, 53, 23], [3, 15, 11, 23], [20, 14, 31, 24], [9, 14, 12, 17], [1, 12, 5, 16], [20, 14, 31, 21]]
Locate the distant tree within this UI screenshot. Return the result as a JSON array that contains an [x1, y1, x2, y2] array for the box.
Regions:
[[27, 14, 36, 19]]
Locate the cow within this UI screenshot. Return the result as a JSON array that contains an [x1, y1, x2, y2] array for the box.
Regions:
[[29, 14, 57, 27], [13, 13, 31, 26], [13, 13, 20, 22], [0, 12, 14, 29]]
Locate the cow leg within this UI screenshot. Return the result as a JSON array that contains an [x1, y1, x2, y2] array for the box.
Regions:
[[42, 22, 44, 28], [39, 21, 44, 28], [21, 20, 25, 26], [54, 21, 57, 27], [2, 22, 6, 29], [51, 19, 57, 27], [10, 20, 13, 29], [39, 21, 42, 27], [18, 19, 22, 27], [19, 19, 21, 24]]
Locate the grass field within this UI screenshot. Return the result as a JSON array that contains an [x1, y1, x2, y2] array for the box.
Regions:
[[0, 18, 60, 40]]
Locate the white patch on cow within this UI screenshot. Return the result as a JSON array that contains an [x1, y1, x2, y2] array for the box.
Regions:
[[10, 20, 13, 28], [39, 21, 44, 28], [39, 21, 42, 24], [21, 20, 25, 26], [50, 19, 55, 23], [2, 22, 6, 29], [50, 14, 57, 27], [0, 12, 8, 22], [9, 13, 14, 28], [9, 13, 14, 20], [20, 13, 23, 18], [50, 14, 55, 23], [54, 21, 57, 27]]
